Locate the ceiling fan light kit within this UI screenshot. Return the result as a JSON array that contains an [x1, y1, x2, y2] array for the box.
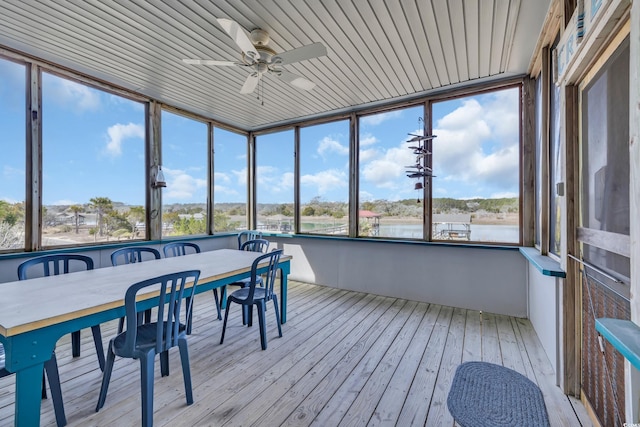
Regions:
[[183, 18, 327, 95]]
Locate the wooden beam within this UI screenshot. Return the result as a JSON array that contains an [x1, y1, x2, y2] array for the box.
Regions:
[[26, 64, 41, 251], [147, 101, 162, 240], [521, 77, 536, 247], [627, 0, 640, 420]]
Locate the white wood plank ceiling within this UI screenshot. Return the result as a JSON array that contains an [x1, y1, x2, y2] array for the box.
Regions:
[[0, 0, 550, 131]]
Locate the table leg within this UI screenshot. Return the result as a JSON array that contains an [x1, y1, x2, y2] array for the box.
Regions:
[[15, 362, 44, 427], [279, 266, 288, 324]]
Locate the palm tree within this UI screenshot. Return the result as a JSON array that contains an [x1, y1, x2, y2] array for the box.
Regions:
[[89, 197, 113, 236], [69, 205, 83, 234]]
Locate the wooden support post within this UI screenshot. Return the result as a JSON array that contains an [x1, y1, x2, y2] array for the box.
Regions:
[[627, 0, 640, 421]]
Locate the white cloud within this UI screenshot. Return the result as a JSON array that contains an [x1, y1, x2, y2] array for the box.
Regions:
[[433, 94, 519, 192], [163, 167, 207, 200], [3, 165, 24, 178], [256, 166, 293, 194], [317, 136, 348, 158], [52, 199, 78, 205], [360, 133, 378, 146], [301, 169, 347, 195], [359, 190, 374, 201], [360, 110, 403, 126], [361, 145, 415, 189], [359, 148, 379, 163], [47, 77, 101, 112], [104, 123, 144, 156]]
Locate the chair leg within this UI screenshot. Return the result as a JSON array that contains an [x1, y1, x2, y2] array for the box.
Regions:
[[41, 373, 47, 399], [220, 302, 231, 344], [71, 331, 81, 358], [247, 305, 253, 327], [91, 325, 106, 371], [140, 354, 155, 427], [44, 352, 67, 427], [257, 301, 267, 350], [177, 337, 194, 405], [95, 343, 116, 412], [212, 288, 222, 320], [186, 296, 194, 335], [160, 350, 170, 377], [272, 297, 283, 337]]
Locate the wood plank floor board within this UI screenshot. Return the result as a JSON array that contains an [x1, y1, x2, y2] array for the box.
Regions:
[[190, 292, 382, 426], [461, 309, 482, 362], [338, 301, 429, 426], [308, 299, 415, 427], [267, 295, 395, 427], [87, 284, 357, 426], [514, 317, 591, 426], [368, 303, 442, 427], [395, 305, 452, 426], [0, 282, 592, 427], [424, 307, 466, 427]]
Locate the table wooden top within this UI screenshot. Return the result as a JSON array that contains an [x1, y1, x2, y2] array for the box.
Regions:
[[0, 249, 290, 337]]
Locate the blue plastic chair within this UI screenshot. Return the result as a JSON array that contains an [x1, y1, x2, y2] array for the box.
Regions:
[[163, 242, 222, 325], [0, 343, 66, 426], [226, 238, 269, 325], [111, 247, 161, 333], [111, 247, 161, 266], [237, 230, 262, 249], [95, 269, 200, 427], [18, 254, 105, 371], [220, 250, 283, 350]]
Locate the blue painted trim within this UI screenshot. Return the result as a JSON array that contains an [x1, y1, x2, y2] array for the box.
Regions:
[[596, 318, 640, 371], [519, 247, 566, 278], [0, 233, 235, 261]]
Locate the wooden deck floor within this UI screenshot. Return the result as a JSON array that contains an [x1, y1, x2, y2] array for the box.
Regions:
[[0, 281, 593, 426]]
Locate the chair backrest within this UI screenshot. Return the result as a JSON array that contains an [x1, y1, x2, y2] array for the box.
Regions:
[[240, 238, 269, 254], [111, 247, 161, 266], [18, 254, 94, 280], [245, 249, 282, 301], [121, 270, 200, 357], [237, 230, 263, 249], [163, 241, 201, 258]]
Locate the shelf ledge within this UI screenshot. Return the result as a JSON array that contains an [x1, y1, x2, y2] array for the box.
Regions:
[[595, 318, 640, 371]]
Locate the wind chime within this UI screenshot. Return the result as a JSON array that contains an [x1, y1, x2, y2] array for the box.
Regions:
[[405, 117, 436, 203]]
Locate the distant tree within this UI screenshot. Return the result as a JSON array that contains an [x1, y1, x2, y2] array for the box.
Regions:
[[127, 206, 145, 232], [89, 197, 113, 236], [69, 204, 83, 234]]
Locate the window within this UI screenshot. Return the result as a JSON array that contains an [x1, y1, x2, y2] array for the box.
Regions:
[[580, 38, 630, 278], [256, 130, 294, 233], [431, 87, 521, 244], [213, 127, 248, 232], [161, 110, 208, 237], [549, 70, 562, 254], [534, 73, 543, 248], [358, 106, 425, 239], [299, 119, 350, 235], [42, 72, 145, 246], [0, 58, 26, 250]]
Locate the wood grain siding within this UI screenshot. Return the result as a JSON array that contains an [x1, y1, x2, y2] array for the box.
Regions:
[[0, 1, 550, 130], [0, 281, 591, 426]]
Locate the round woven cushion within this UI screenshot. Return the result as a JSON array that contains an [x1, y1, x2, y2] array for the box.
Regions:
[[447, 361, 550, 427]]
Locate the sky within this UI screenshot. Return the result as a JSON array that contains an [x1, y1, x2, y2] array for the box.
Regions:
[[0, 56, 520, 207]]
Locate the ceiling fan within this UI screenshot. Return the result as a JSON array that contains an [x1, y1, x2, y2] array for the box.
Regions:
[[183, 18, 327, 94]]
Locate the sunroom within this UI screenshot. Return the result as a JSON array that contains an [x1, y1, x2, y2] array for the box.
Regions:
[[0, 0, 637, 426]]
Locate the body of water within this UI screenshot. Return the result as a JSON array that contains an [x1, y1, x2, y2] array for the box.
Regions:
[[377, 223, 519, 243]]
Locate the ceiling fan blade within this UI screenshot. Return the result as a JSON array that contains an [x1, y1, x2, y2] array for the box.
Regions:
[[217, 18, 259, 62], [272, 42, 327, 65], [277, 70, 316, 91], [240, 73, 260, 94], [182, 59, 238, 66]]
